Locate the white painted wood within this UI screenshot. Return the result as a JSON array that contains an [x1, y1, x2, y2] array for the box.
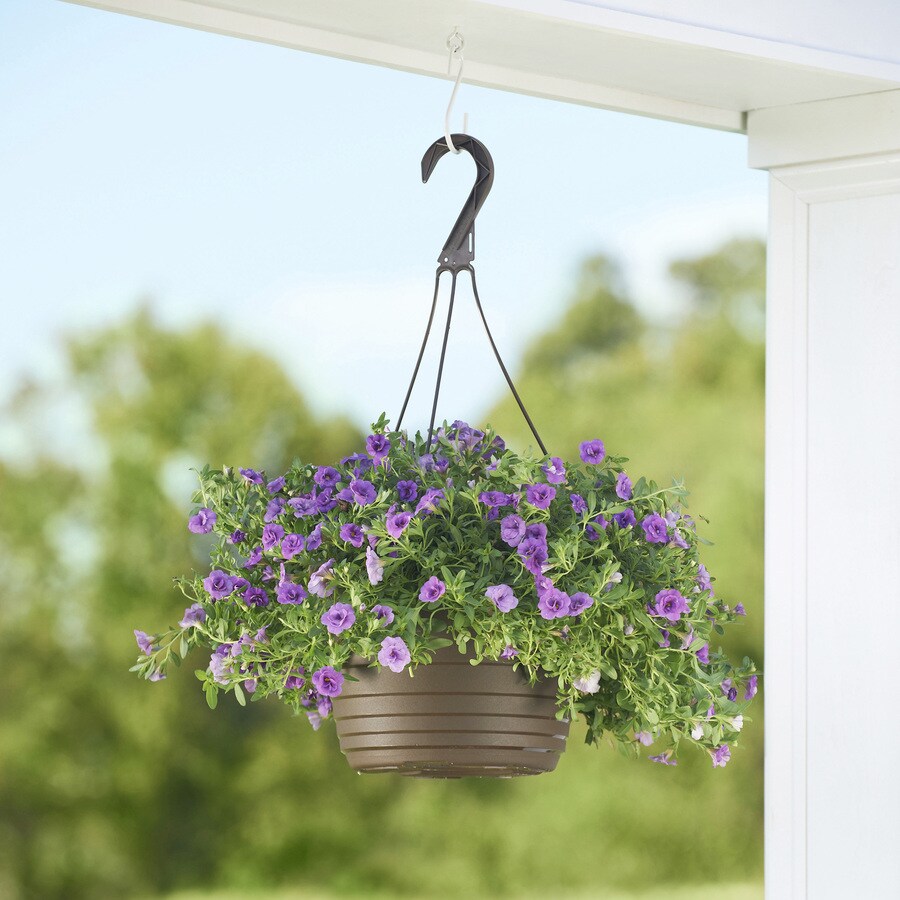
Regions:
[[64, 0, 900, 133], [761, 145, 900, 896]]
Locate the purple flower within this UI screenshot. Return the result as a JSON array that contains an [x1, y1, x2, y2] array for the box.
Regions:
[[538, 587, 570, 619], [349, 479, 376, 506], [365, 545, 384, 585], [315, 490, 337, 514], [649, 751, 677, 766], [523, 522, 547, 545], [203, 569, 235, 600], [262, 523, 285, 551], [148, 670, 166, 682], [321, 602, 356, 635], [658, 629, 671, 648], [277, 581, 307, 605], [267, 476, 286, 493], [289, 495, 318, 517], [669, 530, 690, 550], [573, 671, 601, 693], [570, 493, 587, 515], [312, 666, 344, 697], [339, 522, 365, 548], [696, 643, 710, 665], [525, 483, 556, 510], [485, 584, 519, 613], [188, 508, 216, 534], [378, 636, 411, 673], [542, 457, 567, 485], [613, 508, 636, 528], [209, 645, 232, 684], [419, 576, 446, 603], [579, 439, 606, 465], [594, 514, 609, 529], [651, 588, 689, 622], [745, 675, 758, 700], [500, 514, 526, 547], [386, 510, 412, 539], [499, 645, 518, 660], [229, 529, 247, 544], [615, 472, 633, 500], [479, 490, 510, 508], [243, 586, 269, 607], [584, 525, 600, 542], [264, 497, 285, 522], [517, 537, 548, 576], [314, 466, 341, 489], [568, 592, 594, 615], [371, 604, 394, 625], [179, 603, 206, 628], [306, 523, 323, 551], [317, 696, 333, 717], [134, 629, 154, 655], [734, 602, 747, 616], [281, 533, 305, 559], [308, 559, 335, 597], [711, 745, 731, 768], [641, 514, 668, 543], [396, 480, 418, 503], [696, 563, 714, 595], [284, 674, 305, 690], [635, 731, 653, 746], [243, 546, 263, 569], [366, 433, 391, 464], [415, 488, 444, 516], [239, 468, 264, 484]]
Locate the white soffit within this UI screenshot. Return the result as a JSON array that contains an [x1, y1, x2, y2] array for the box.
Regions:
[[65, 0, 900, 133]]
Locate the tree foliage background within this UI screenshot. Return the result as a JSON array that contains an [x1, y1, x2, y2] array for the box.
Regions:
[[0, 238, 764, 899]]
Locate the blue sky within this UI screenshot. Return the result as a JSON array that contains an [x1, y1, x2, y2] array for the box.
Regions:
[[0, 0, 766, 437]]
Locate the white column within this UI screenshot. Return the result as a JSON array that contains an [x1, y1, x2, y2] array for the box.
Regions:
[[749, 92, 900, 898]]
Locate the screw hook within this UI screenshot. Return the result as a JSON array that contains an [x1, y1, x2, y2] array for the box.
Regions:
[[444, 28, 468, 154]]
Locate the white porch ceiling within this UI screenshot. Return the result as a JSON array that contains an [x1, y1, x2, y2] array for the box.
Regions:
[[66, 0, 900, 132]]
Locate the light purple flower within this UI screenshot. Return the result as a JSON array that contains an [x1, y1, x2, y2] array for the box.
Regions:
[[499, 645, 518, 660], [570, 493, 587, 515], [669, 530, 690, 550], [188, 508, 216, 534], [485, 584, 519, 613], [525, 483, 556, 510], [148, 670, 166, 682], [365, 545, 383, 585], [262, 523, 285, 551], [615, 472, 633, 500], [134, 629, 154, 655], [396, 480, 418, 503], [415, 488, 444, 516], [641, 514, 668, 544], [203, 569, 235, 600], [366, 433, 391, 464], [479, 490, 511, 508], [179, 603, 206, 628], [306, 524, 323, 551], [524, 522, 547, 544], [697, 643, 710, 665], [500, 514, 526, 547], [317, 696, 333, 717], [229, 529, 247, 544], [284, 674, 305, 690], [378, 636, 411, 673], [696, 563, 714, 595], [568, 592, 594, 615], [419, 576, 446, 603], [745, 674, 758, 700], [349, 479, 376, 506], [308, 559, 335, 597], [538, 587, 570, 619], [313, 466, 340, 489], [371, 604, 394, 625], [734, 602, 747, 616], [613, 508, 636, 528], [239, 468, 264, 484], [321, 602, 356, 635], [264, 497, 285, 522], [579, 439, 606, 465], [635, 731, 653, 746], [517, 537, 548, 576], [243, 586, 269, 607], [339, 522, 365, 548], [658, 629, 670, 648], [289, 495, 318, 517], [281, 533, 305, 559], [244, 679, 257, 693], [711, 745, 731, 768], [243, 546, 263, 569], [542, 457, 567, 484], [267, 476, 286, 493], [386, 510, 412, 539], [649, 751, 677, 766], [312, 666, 344, 697], [573, 671, 601, 693], [209, 645, 232, 684], [277, 581, 307, 605], [651, 588, 689, 622]]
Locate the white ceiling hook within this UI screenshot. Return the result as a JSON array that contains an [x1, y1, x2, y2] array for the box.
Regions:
[[444, 28, 467, 154]]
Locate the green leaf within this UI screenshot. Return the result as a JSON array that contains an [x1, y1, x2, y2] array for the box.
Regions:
[[233, 684, 246, 707], [204, 686, 218, 710]]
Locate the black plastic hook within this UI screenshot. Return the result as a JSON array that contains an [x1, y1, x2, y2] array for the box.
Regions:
[[421, 133, 494, 271]]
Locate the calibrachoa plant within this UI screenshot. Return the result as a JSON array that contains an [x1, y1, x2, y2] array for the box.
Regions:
[[133, 415, 758, 767]]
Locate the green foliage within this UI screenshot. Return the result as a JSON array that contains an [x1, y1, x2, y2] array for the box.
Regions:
[[140, 422, 755, 765]]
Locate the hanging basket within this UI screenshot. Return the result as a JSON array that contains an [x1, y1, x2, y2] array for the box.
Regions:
[[332, 644, 569, 778]]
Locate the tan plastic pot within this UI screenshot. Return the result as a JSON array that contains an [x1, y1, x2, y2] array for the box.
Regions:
[[332, 644, 569, 778]]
